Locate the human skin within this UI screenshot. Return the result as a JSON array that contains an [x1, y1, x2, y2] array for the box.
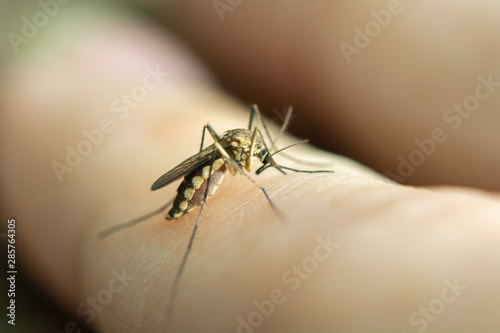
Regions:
[[1, 2, 500, 333]]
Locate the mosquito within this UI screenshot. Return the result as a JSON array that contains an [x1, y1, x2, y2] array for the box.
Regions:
[[98, 104, 334, 311]]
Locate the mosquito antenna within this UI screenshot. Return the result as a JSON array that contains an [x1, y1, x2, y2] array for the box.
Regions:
[[250, 106, 329, 175], [250, 105, 275, 149], [256, 138, 335, 175], [257, 161, 335, 175], [274, 152, 334, 167], [266, 106, 333, 168], [97, 199, 174, 239], [255, 139, 310, 175], [271, 138, 334, 168], [272, 164, 335, 174], [167, 146, 216, 313], [271, 139, 309, 156], [254, 127, 286, 175]]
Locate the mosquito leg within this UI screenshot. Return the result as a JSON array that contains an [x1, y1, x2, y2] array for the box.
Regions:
[[259, 105, 292, 152], [232, 161, 286, 221], [97, 198, 174, 239], [248, 104, 257, 131], [199, 124, 208, 152], [246, 126, 260, 172], [205, 123, 222, 141], [274, 106, 293, 147], [250, 104, 293, 153], [167, 146, 217, 313], [249, 104, 273, 147]]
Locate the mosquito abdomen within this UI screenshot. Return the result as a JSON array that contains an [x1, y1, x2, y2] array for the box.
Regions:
[[166, 158, 227, 220]]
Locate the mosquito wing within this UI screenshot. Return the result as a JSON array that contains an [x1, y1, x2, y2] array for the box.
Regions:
[[151, 144, 224, 191]]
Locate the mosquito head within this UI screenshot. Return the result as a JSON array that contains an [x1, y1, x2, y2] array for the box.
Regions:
[[255, 148, 287, 175], [256, 147, 270, 164], [248, 139, 271, 172], [255, 140, 316, 175]]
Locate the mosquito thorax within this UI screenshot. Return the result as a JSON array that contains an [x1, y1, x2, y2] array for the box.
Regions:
[[220, 128, 267, 171]]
